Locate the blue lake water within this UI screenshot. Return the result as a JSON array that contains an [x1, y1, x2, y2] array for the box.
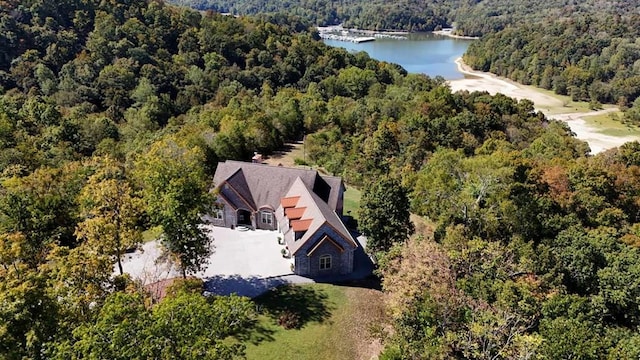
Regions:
[[323, 33, 474, 80]]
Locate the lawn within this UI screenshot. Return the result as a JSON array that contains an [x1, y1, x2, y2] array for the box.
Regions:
[[582, 111, 640, 137], [243, 283, 385, 360], [521, 85, 596, 114], [343, 186, 361, 221]]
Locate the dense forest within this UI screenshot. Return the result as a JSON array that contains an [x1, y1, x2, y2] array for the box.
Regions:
[[465, 14, 640, 108], [182, 0, 640, 110], [172, 0, 453, 32], [2, 0, 640, 359], [173, 0, 638, 35]]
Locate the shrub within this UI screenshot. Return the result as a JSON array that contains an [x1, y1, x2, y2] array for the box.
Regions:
[[278, 311, 301, 329]]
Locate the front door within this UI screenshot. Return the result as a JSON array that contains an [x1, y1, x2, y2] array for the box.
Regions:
[[237, 209, 252, 227]]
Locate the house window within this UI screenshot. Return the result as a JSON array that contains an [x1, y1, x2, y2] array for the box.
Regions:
[[213, 209, 224, 220], [319, 255, 332, 270], [261, 211, 273, 225]]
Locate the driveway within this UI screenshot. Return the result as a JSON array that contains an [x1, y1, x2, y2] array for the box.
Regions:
[[119, 226, 373, 297], [200, 226, 293, 278], [119, 226, 293, 286]]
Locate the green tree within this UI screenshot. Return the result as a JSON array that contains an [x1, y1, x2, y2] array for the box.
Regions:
[[358, 176, 414, 253], [135, 137, 213, 278], [51, 290, 256, 360], [0, 263, 58, 360], [75, 156, 144, 275]]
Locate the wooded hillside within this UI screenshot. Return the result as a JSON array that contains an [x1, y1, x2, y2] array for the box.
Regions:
[[181, 0, 640, 111], [2, 0, 640, 359], [465, 14, 640, 110]]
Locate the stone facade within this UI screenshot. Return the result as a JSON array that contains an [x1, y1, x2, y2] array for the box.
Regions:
[[292, 223, 354, 276]]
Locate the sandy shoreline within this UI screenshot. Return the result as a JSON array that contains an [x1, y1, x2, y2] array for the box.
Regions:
[[448, 58, 638, 153], [432, 30, 479, 40]]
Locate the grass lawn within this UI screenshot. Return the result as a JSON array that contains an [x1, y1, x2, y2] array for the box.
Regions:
[[582, 111, 640, 137], [518, 84, 621, 115], [343, 186, 361, 221], [244, 283, 385, 360]]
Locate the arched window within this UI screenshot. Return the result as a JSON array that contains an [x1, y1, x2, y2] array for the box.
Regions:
[[319, 254, 332, 270], [260, 210, 273, 225]]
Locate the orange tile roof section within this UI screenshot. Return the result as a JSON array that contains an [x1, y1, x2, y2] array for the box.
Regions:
[[281, 196, 300, 208], [285, 207, 306, 220], [291, 219, 313, 232]]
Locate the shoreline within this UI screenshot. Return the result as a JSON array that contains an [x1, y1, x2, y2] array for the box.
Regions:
[[449, 57, 637, 154], [432, 30, 479, 40]]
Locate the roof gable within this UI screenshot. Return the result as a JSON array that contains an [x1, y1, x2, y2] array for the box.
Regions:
[[281, 178, 356, 255], [222, 169, 256, 210], [307, 235, 345, 256], [213, 161, 341, 211]]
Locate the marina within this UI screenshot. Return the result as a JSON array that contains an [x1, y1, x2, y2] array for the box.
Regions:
[[317, 24, 407, 43], [318, 33, 376, 43]]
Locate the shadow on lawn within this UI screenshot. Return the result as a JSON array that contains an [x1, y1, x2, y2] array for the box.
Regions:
[[204, 275, 288, 298], [254, 285, 333, 328], [235, 317, 277, 345]]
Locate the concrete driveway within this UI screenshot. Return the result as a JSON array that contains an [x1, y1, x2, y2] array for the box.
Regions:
[[199, 226, 293, 278], [119, 226, 373, 297], [119, 226, 293, 287]]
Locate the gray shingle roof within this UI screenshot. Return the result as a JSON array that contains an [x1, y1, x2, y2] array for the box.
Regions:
[[213, 161, 356, 256], [213, 160, 342, 211], [223, 168, 256, 210], [282, 178, 356, 255]]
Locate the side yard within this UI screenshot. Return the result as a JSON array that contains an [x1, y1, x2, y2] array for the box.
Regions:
[[343, 186, 361, 221]]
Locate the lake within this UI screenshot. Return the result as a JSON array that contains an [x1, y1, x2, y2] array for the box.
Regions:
[[323, 33, 474, 80]]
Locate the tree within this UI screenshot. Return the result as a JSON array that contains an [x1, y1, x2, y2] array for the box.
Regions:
[[135, 137, 213, 278], [75, 156, 144, 275], [50, 290, 256, 360], [0, 233, 59, 360], [358, 176, 414, 253]]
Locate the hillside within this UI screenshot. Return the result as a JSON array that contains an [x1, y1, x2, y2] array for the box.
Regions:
[[172, 0, 638, 36], [2, 0, 640, 359], [176, 0, 640, 111]]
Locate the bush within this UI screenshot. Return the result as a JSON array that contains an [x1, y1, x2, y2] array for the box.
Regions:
[[278, 311, 301, 329]]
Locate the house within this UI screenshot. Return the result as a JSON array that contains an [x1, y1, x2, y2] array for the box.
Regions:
[[211, 161, 357, 276]]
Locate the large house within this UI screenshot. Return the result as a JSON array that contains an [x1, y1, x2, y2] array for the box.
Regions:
[[211, 161, 357, 276]]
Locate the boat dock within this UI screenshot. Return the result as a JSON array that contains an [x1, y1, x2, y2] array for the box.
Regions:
[[319, 33, 376, 43]]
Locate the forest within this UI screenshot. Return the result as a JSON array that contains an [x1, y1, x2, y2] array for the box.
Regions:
[[183, 0, 640, 113], [464, 14, 640, 110], [174, 0, 638, 36], [1, 0, 640, 359]]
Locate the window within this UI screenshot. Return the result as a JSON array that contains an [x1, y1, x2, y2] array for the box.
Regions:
[[213, 209, 224, 220], [319, 255, 332, 270], [261, 211, 273, 225]]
